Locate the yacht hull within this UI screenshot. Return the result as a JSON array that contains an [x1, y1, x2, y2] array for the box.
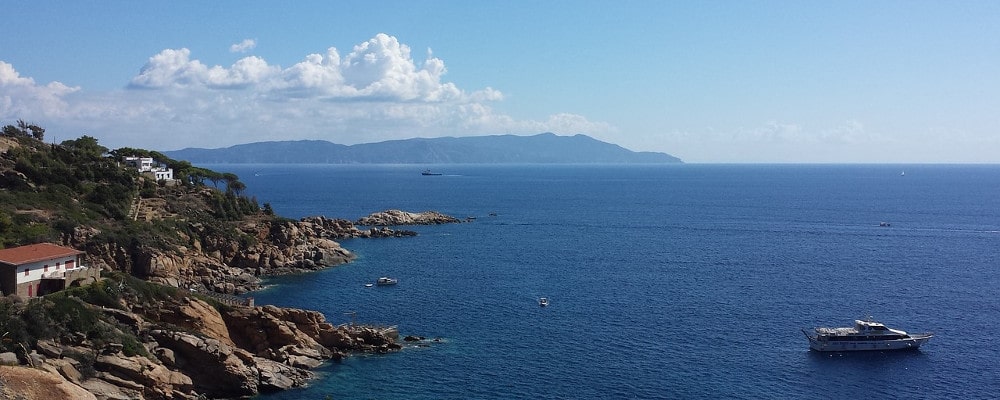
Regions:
[[806, 334, 932, 352]]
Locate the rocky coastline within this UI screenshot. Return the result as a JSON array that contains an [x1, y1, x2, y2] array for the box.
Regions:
[[0, 208, 461, 399], [72, 214, 423, 296], [1, 295, 401, 399]]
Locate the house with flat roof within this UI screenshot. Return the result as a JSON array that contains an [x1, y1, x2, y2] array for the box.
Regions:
[[123, 156, 174, 181], [0, 243, 99, 298]]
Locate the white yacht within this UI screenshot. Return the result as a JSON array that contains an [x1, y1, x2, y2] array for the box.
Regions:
[[802, 317, 932, 351], [538, 297, 549, 307], [376, 277, 398, 286]]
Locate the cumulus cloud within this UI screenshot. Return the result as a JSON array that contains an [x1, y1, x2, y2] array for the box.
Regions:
[[129, 49, 278, 89], [0, 61, 80, 119], [130, 33, 470, 102], [1, 33, 615, 151], [230, 39, 256, 53]]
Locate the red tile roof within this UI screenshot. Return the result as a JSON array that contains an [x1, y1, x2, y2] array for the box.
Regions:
[[0, 243, 83, 266]]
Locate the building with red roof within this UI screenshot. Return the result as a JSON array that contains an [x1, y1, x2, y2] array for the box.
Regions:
[[0, 243, 97, 297]]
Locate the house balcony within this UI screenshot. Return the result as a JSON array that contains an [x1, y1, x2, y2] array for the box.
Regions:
[[41, 265, 90, 280]]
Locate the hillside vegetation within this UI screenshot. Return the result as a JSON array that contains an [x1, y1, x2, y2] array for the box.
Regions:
[[0, 128, 261, 250], [0, 122, 399, 399]]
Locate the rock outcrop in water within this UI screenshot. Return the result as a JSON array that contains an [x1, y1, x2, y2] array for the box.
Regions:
[[357, 209, 462, 226]]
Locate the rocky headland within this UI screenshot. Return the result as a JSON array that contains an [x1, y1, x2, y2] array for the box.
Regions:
[[0, 132, 465, 399], [0, 208, 442, 399], [0, 189, 451, 400], [74, 208, 421, 295]]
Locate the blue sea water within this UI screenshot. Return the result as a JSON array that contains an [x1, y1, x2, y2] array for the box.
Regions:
[[215, 164, 1000, 399]]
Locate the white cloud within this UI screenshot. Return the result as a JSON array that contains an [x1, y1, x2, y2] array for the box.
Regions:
[[229, 39, 257, 53], [0, 34, 615, 151], [130, 33, 466, 102], [0, 61, 80, 119], [129, 49, 279, 89]]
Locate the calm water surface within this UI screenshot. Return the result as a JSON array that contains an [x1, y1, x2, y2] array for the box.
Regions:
[[206, 164, 1000, 399]]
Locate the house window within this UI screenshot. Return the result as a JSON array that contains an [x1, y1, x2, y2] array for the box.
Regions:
[[44, 264, 49, 272], [23, 268, 29, 276], [67, 260, 75, 269], [56, 262, 61, 269]]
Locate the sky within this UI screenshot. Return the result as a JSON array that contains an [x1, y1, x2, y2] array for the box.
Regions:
[[2, 1, 999, 163]]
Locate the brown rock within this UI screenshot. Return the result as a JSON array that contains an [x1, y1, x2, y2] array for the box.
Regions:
[[36, 339, 63, 358], [0, 365, 98, 400], [94, 353, 195, 396], [78, 377, 142, 400], [149, 329, 260, 398]]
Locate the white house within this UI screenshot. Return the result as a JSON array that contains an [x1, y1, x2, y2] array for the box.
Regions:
[[0, 243, 98, 297], [123, 156, 174, 181]]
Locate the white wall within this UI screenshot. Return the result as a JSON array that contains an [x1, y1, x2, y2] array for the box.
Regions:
[[14, 255, 82, 284]]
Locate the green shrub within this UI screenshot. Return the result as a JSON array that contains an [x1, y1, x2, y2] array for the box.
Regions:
[[63, 280, 122, 310], [47, 295, 100, 335], [0, 300, 29, 354], [119, 332, 148, 357]]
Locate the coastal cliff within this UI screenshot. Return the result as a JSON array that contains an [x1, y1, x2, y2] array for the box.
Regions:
[[1, 284, 400, 399], [72, 211, 417, 295], [0, 133, 436, 399], [0, 209, 407, 397]]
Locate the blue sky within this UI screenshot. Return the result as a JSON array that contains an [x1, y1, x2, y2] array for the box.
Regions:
[[2, 1, 998, 163]]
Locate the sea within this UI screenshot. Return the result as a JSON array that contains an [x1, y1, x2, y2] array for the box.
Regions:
[[206, 164, 1000, 399]]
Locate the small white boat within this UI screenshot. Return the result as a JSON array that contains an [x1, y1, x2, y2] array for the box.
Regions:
[[376, 277, 398, 286], [364, 283, 374, 288], [538, 297, 549, 307], [802, 317, 933, 352]]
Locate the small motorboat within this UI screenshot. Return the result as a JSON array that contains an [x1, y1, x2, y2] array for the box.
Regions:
[[364, 283, 374, 288], [421, 170, 442, 176], [376, 277, 398, 286], [538, 297, 549, 307]]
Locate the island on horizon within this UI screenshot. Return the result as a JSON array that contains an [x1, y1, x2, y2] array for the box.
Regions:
[[161, 132, 683, 164]]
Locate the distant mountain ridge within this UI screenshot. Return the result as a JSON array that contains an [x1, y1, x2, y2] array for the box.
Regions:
[[162, 133, 682, 164]]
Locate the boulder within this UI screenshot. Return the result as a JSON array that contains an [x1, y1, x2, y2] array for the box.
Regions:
[[0, 352, 18, 366], [255, 357, 313, 392], [94, 353, 194, 396], [54, 359, 84, 384], [223, 306, 332, 360], [0, 365, 97, 400], [79, 376, 143, 400], [154, 347, 177, 366], [36, 339, 63, 358], [149, 329, 260, 398]]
